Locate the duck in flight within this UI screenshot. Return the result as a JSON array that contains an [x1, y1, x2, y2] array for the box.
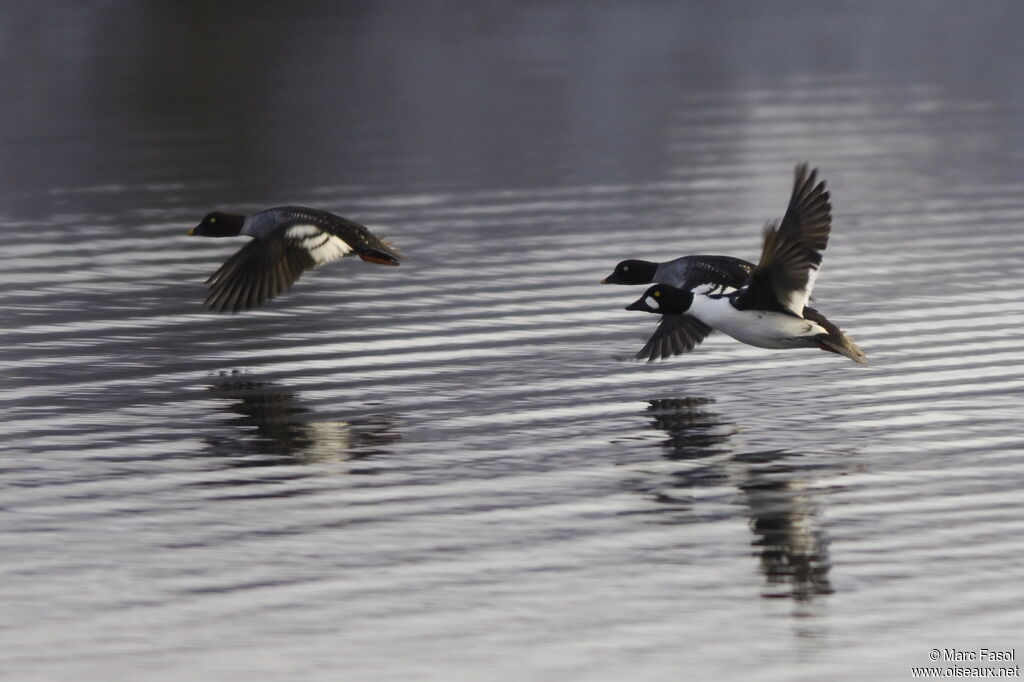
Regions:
[[602, 255, 754, 360], [188, 206, 401, 313], [623, 164, 866, 364]]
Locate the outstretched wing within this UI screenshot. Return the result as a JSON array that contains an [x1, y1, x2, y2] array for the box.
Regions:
[[634, 314, 714, 361], [204, 237, 316, 313], [735, 163, 831, 316]]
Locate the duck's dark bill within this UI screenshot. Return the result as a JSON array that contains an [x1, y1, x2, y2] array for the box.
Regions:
[[625, 299, 645, 311]]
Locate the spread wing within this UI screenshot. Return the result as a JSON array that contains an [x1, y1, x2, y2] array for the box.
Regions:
[[204, 237, 316, 313], [634, 314, 714, 361], [735, 163, 831, 316]]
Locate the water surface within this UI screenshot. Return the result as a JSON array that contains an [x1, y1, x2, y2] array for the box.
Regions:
[[2, 3, 1023, 681]]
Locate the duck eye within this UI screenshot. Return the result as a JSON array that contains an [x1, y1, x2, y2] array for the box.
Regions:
[[654, 290, 661, 297], [209, 217, 217, 224], [622, 265, 629, 272]]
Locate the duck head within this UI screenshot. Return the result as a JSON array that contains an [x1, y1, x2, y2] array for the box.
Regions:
[[601, 259, 658, 285], [626, 284, 694, 314], [188, 211, 245, 237]]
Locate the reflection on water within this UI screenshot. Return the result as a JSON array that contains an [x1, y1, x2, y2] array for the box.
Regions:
[[733, 452, 834, 601], [646, 397, 737, 460], [643, 398, 834, 601], [206, 378, 400, 466]]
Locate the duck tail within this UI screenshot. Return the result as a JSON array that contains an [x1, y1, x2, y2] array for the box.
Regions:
[[803, 306, 867, 364], [816, 332, 867, 364], [357, 238, 402, 266]]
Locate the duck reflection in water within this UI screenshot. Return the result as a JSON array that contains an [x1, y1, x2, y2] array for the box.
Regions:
[[647, 397, 736, 460], [643, 397, 834, 601], [206, 379, 400, 466]]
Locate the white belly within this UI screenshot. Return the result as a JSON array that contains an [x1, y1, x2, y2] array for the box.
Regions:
[[690, 296, 826, 349]]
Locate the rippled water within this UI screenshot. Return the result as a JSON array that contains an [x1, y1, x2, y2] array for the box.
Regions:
[[2, 3, 1024, 681]]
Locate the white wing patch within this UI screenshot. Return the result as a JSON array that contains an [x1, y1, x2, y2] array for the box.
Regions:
[[285, 224, 354, 265], [783, 265, 819, 315], [285, 225, 322, 239], [691, 282, 737, 296]]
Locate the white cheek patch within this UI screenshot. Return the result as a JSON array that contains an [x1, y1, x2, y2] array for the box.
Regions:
[[645, 296, 660, 310]]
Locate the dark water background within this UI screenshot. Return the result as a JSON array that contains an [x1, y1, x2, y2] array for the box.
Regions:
[[2, 2, 1023, 680]]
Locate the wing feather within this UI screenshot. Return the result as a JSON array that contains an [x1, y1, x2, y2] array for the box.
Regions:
[[634, 314, 714, 362], [204, 238, 315, 313], [735, 163, 832, 316]]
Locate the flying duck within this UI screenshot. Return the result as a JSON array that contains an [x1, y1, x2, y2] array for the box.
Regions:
[[188, 206, 401, 312], [602, 254, 753, 292], [624, 164, 866, 364], [602, 255, 754, 360]]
